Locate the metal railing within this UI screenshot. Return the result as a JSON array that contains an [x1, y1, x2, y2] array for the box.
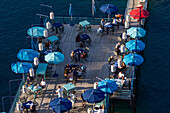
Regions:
[[54, 16, 114, 25], [8, 79, 24, 113]]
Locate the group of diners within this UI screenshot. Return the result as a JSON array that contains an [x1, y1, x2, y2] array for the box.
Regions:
[[76, 33, 91, 47], [70, 48, 89, 63], [97, 15, 124, 34], [64, 64, 86, 85], [108, 55, 127, 85], [16, 100, 36, 113]]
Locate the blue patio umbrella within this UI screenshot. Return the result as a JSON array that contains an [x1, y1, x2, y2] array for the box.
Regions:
[[45, 52, 64, 64], [82, 89, 105, 103], [27, 26, 46, 37], [100, 4, 118, 21], [45, 52, 64, 77], [49, 97, 72, 113], [98, 79, 118, 94], [11, 62, 33, 81], [98, 79, 118, 113], [11, 62, 33, 74], [17, 49, 39, 62], [126, 40, 145, 52], [127, 27, 146, 39], [123, 53, 144, 66]]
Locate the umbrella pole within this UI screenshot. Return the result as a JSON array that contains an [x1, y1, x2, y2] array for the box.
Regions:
[[22, 73, 25, 83], [71, 16, 72, 22], [108, 14, 110, 21]]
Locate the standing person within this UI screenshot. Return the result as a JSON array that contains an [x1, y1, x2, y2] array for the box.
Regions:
[[100, 18, 106, 30], [73, 68, 78, 85], [94, 82, 98, 89], [56, 86, 64, 98], [108, 56, 114, 64], [70, 91, 77, 109], [112, 17, 118, 29], [81, 90, 86, 108], [115, 43, 121, 56], [120, 44, 125, 55], [26, 73, 31, 85], [122, 31, 127, 42]]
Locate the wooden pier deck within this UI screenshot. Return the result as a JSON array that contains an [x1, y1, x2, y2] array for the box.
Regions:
[[125, 0, 148, 27], [14, 24, 133, 113]]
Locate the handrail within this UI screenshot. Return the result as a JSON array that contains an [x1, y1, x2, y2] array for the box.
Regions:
[[8, 79, 24, 113], [2, 96, 16, 112]]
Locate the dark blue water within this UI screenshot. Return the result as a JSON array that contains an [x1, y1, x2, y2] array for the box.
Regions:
[[136, 0, 170, 113], [0, 0, 127, 112]]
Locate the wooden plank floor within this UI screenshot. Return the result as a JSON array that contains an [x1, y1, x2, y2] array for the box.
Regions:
[[14, 24, 132, 113], [125, 0, 147, 27]]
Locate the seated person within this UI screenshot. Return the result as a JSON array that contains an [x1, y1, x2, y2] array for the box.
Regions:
[[69, 64, 79, 70], [122, 76, 127, 85], [115, 43, 121, 56], [124, 48, 129, 55], [120, 44, 125, 54], [76, 33, 81, 42], [65, 64, 70, 69], [81, 51, 88, 59], [67, 71, 74, 82], [40, 79, 46, 88], [122, 32, 128, 42], [118, 71, 124, 79], [30, 103, 36, 112], [117, 58, 123, 69], [64, 68, 70, 77], [70, 51, 77, 62], [97, 26, 103, 33], [108, 56, 114, 64], [79, 64, 86, 72]]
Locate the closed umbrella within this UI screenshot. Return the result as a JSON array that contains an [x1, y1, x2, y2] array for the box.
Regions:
[[123, 53, 144, 66], [17, 49, 39, 62], [100, 4, 118, 21], [127, 27, 146, 39], [45, 52, 64, 76], [82, 89, 104, 103], [126, 40, 145, 52], [69, 4, 74, 22], [49, 97, 72, 113]]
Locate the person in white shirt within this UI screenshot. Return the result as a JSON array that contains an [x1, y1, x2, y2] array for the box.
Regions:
[[122, 32, 127, 42], [56, 86, 64, 98], [29, 68, 34, 81], [94, 82, 98, 89], [112, 17, 119, 29], [115, 43, 121, 56], [40, 78, 46, 88], [69, 91, 77, 108], [118, 58, 123, 69], [120, 44, 125, 54], [118, 71, 125, 79], [112, 17, 117, 25]]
